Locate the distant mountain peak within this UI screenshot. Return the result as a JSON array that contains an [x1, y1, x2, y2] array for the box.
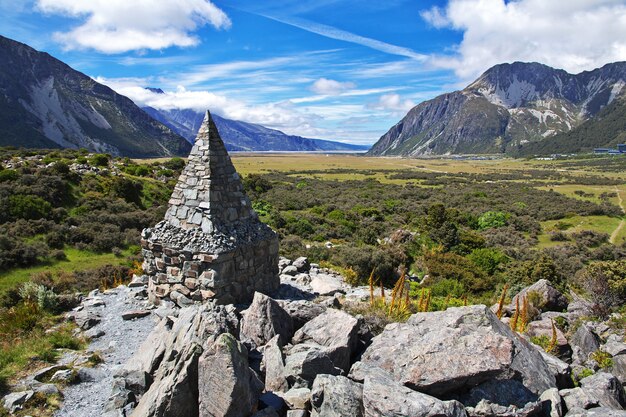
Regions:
[[145, 87, 165, 94], [143, 106, 369, 152], [369, 61, 626, 157]]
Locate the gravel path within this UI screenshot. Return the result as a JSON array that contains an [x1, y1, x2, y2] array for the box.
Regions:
[[54, 286, 157, 417]]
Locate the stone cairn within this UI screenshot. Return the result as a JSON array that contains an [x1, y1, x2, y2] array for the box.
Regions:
[[141, 111, 279, 306]]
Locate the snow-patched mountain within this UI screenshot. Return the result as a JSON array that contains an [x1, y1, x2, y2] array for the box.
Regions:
[[0, 35, 191, 157], [143, 104, 368, 152], [368, 62, 626, 156]]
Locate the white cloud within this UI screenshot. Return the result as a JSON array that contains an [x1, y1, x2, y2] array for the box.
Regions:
[[310, 78, 355, 95], [95, 76, 318, 131], [36, 0, 231, 53], [261, 14, 427, 61], [421, 0, 626, 80], [368, 93, 415, 115]]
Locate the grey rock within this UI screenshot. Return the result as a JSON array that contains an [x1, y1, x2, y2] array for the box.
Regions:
[[310, 374, 364, 417], [282, 265, 299, 276], [241, 292, 294, 348], [262, 335, 288, 393], [579, 371, 626, 409], [560, 387, 599, 410], [128, 304, 239, 417], [611, 355, 626, 385], [280, 387, 311, 410], [459, 379, 538, 409], [169, 290, 193, 307], [467, 399, 543, 417], [283, 345, 341, 387], [73, 310, 101, 330], [511, 279, 568, 312], [565, 407, 626, 416], [34, 383, 60, 396], [539, 350, 574, 389], [604, 339, 626, 357], [121, 310, 151, 320], [292, 309, 359, 372], [287, 411, 309, 417], [292, 257, 310, 273], [198, 333, 264, 417], [359, 305, 556, 398], [84, 328, 106, 339], [570, 324, 601, 361], [540, 388, 564, 417], [278, 300, 326, 331], [77, 367, 107, 382], [309, 273, 345, 296], [362, 367, 466, 417], [50, 369, 75, 383], [3, 391, 34, 413]]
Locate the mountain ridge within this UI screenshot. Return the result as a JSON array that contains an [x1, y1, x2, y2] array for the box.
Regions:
[[142, 102, 369, 152], [0, 35, 191, 158], [368, 61, 626, 157]]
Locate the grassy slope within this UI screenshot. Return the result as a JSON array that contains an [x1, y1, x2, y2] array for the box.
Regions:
[[0, 248, 134, 294]]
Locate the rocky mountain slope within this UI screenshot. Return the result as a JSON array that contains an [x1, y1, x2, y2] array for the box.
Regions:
[[368, 61, 626, 156], [0, 35, 191, 157], [143, 104, 369, 152]]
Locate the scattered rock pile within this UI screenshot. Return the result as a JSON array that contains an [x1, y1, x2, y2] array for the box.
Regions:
[[95, 263, 626, 417], [4, 261, 626, 417]]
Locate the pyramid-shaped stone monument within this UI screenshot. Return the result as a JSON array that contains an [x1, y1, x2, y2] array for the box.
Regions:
[[141, 111, 279, 305]]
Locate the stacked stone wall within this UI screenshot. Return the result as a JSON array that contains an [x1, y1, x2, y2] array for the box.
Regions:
[[142, 111, 279, 306], [142, 237, 279, 306]]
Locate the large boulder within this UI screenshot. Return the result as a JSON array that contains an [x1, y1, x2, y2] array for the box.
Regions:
[[121, 304, 239, 417], [283, 345, 341, 388], [570, 324, 601, 363], [292, 309, 360, 372], [309, 273, 345, 296], [198, 333, 264, 417], [277, 300, 326, 331], [579, 372, 626, 410], [358, 305, 556, 400], [262, 335, 289, 393], [241, 292, 294, 348], [362, 367, 466, 417], [310, 374, 364, 417], [511, 280, 568, 312]]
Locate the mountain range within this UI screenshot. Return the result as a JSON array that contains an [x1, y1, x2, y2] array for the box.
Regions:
[[368, 61, 626, 157], [0, 35, 366, 156], [142, 101, 368, 152], [0, 35, 191, 158]]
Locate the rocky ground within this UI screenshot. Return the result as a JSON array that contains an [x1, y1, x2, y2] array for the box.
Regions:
[[3, 257, 626, 417]]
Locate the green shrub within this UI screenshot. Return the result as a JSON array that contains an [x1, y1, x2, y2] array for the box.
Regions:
[[90, 154, 109, 167], [530, 335, 551, 350], [9, 194, 52, 220], [468, 248, 509, 275], [478, 211, 509, 230], [19, 282, 59, 312], [0, 169, 18, 182]]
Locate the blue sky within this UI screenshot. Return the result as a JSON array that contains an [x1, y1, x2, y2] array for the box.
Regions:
[[1, 0, 625, 145]]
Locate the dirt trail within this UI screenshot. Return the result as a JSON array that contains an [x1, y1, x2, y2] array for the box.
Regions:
[[610, 186, 625, 244], [54, 286, 156, 417]]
